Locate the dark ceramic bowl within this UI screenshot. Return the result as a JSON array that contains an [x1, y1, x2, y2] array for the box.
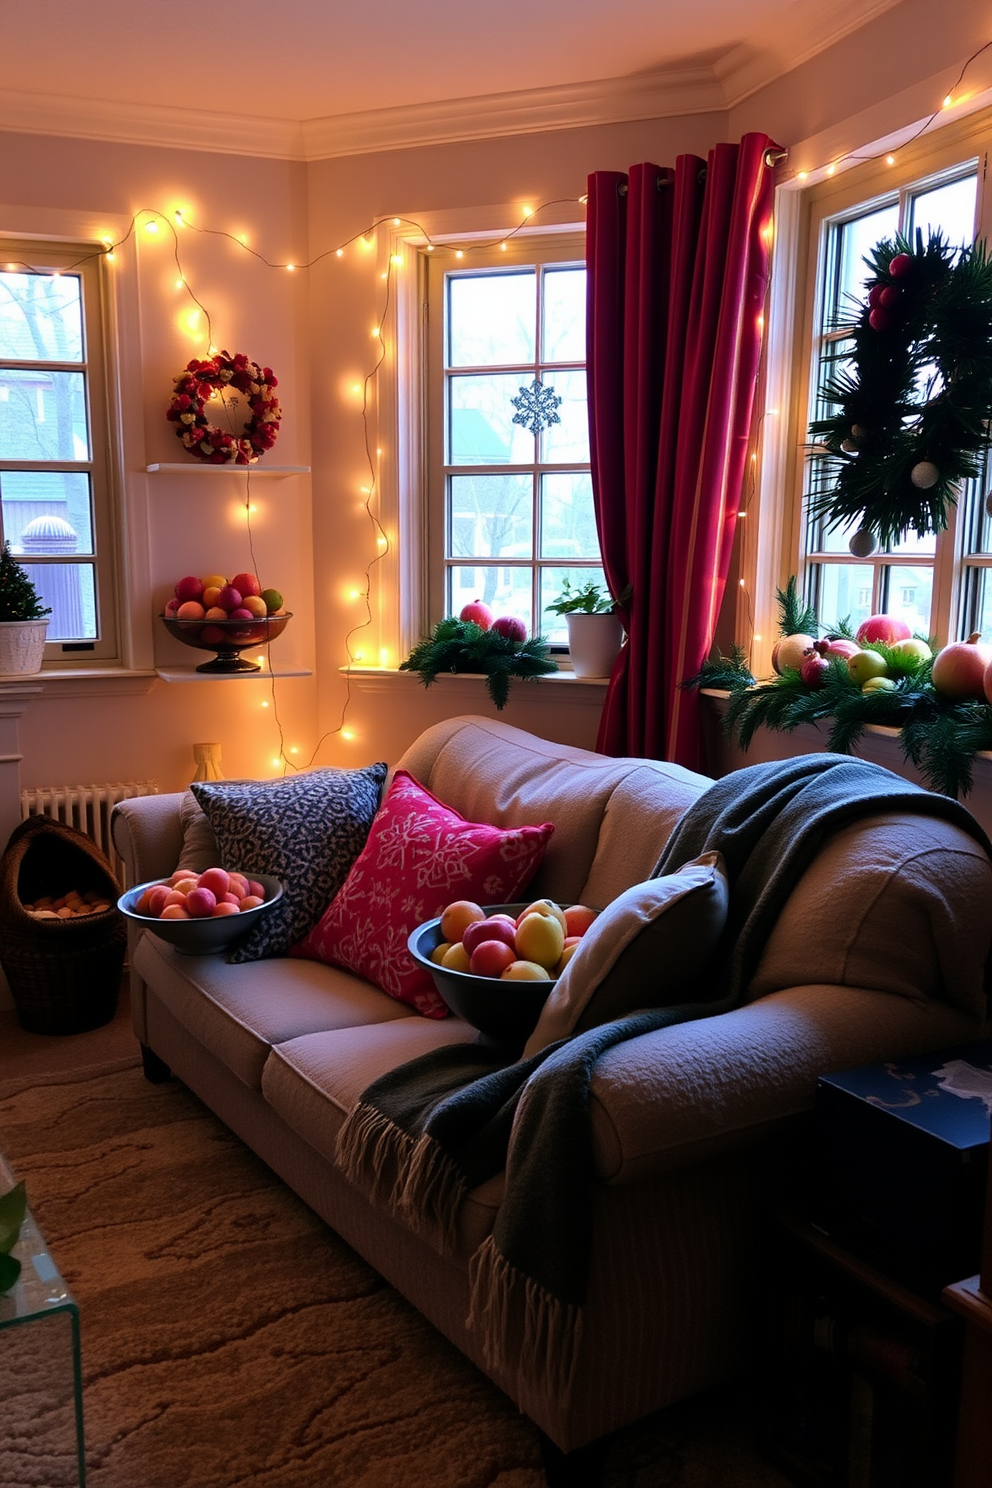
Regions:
[[160, 613, 291, 672], [118, 872, 283, 955], [407, 903, 555, 1045]]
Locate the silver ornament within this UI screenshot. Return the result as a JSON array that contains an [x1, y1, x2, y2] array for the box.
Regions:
[[910, 460, 940, 489], [848, 528, 878, 558], [984, 491, 992, 518]]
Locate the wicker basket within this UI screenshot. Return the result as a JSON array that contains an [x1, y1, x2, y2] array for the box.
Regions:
[[0, 814, 127, 1034]]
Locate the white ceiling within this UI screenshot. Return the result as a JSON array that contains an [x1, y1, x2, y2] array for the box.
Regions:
[[0, 0, 898, 158]]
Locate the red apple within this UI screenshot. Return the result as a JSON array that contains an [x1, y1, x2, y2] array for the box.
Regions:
[[856, 614, 912, 646], [469, 940, 518, 978], [164, 597, 181, 617], [800, 654, 831, 689], [491, 615, 527, 642], [217, 584, 243, 612], [230, 572, 262, 598], [933, 632, 992, 701], [174, 575, 204, 603], [563, 905, 597, 938], [459, 599, 494, 630], [185, 886, 217, 918], [462, 916, 516, 955]]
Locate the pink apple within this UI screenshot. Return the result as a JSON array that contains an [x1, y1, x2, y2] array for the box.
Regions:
[[469, 939, 518, 978], [217, 585, 243, 612], [856, 614, 912, 646], [491, 615, 527, 642], [800, 654, 831, 689], [164, 597, 181, 617], [933, 633, 992, 701], [174, 575, 204, 603], [814, 637, 860, 662], [230, 572, 261, 598], [463, 916, 517, 956], [228, 607, 255, 621], [199, 867, 231, 899], [459, 599, 494, 630], [185, 886, 217, 918]]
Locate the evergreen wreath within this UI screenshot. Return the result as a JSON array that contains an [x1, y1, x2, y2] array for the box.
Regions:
[[807, 228, 992, 545], [400, 617, 557, 710], [166, 351, 281, 465]]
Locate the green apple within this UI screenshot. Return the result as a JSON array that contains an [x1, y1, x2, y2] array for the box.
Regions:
[[861, 676, 897, 693], [888, 637, 932, 671], [847, 649, 889, 685]]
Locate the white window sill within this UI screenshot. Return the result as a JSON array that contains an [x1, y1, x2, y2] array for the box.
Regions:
[[8, 668, 159, 697], [344, 666, 610, 702]]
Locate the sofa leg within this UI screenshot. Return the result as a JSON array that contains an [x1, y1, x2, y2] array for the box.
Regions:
[[140, 1042, 172, 1084], [538, 1431, 605, 1487]]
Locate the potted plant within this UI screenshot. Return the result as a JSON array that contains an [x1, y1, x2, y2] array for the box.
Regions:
[[546, 579, 625, 679], [0, 543, 50, 676]]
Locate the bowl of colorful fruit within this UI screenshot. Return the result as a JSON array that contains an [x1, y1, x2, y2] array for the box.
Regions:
[[161, 571, 290, 672], [118, 868, 283, 955], [407, 897, 598, 1044]]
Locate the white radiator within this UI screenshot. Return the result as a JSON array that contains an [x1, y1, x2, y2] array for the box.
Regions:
[[20, 780, 159, 884]]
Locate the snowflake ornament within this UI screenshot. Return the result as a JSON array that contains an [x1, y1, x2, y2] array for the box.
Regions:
[[511, 378, 562, 436]]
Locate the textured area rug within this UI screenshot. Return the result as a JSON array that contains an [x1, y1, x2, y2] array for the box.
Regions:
[[0, 1060, 791, 1488]]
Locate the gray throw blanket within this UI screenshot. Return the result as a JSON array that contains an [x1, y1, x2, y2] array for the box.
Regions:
[[336, 753, 992, 1403]]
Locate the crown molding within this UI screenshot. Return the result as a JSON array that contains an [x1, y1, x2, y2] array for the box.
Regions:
[[0, 89, 304, 160], [0, 0, 903, 165], [301, 65, 726, 159], [716, 0, 902, 106]]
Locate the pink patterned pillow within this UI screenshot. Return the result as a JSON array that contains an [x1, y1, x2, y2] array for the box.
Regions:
[[291, 770, 554, 1017]]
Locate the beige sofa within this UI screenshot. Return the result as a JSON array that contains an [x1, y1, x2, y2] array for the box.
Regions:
[[111, 714, 992, 1459]]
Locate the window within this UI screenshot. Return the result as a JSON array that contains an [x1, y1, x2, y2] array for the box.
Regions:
[[426, 235, 603, 647], [0, 239, 120, 663], [789, 112, 992, 646]]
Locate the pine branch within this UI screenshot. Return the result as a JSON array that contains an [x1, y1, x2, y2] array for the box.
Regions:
[[400, 620, 557, 709], [776, 576, 818, 638]]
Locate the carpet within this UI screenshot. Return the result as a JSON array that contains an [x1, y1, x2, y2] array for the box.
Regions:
[[0, 1059, 792, 1488]]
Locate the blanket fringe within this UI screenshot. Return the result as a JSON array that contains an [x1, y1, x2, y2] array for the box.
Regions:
[[468, 1234, 583, 1409], [396, 1131, 467, 1255], [335, 1100, 417, 1208]]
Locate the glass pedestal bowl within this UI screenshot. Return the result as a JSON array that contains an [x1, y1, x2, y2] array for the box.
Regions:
[[160, 613, 291, 673]]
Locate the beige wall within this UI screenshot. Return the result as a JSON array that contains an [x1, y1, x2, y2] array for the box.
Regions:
[[1, 0, 988, 797]]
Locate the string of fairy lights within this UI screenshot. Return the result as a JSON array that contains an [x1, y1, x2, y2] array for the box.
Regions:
[[8, 38, 992, 764], [6, 195, 585, 773]]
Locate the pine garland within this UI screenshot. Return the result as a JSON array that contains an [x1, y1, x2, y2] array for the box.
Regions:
[[400, 618, 557, 709], [807, 228, 992, 544]]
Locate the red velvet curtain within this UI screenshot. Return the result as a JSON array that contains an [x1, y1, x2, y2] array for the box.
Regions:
[[586, 134, 778, 770]]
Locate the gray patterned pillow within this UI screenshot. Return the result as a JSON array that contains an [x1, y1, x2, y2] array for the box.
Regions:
[[190, 763, 387, 962]]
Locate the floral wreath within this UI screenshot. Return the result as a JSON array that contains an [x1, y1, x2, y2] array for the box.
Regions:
[[166, 351, 281, 464], [807, 228, 992, 546]]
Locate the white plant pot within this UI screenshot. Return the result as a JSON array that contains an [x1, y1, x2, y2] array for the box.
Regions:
[[0, 619, 48, 676], [566, 611, 624, 679]]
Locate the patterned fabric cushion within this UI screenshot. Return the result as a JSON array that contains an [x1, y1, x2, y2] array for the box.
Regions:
[[291, 769, 554, 1017], [522, 852, 729, 1055], [190, 763, 387, 963]]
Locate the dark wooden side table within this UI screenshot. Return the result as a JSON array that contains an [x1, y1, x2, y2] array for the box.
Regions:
[[760, 1209, 962, 1488], [942, 1136, 992, 1488]]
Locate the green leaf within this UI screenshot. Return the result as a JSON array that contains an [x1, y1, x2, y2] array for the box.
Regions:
[[0, 1181, 26, 1255]]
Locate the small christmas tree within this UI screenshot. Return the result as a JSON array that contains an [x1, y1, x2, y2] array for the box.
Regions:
[[0, 542, 51, 622]]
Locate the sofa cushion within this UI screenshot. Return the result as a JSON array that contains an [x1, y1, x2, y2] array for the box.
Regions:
[[262, 1021, 501, 1254], [133, 930, 415, 1089], [523, 852, 729, 1056], [190, 762, 387, 963], [177, 790, 220, 873], [747, 812, 992, 1019], [291, 770, 553, 1018]]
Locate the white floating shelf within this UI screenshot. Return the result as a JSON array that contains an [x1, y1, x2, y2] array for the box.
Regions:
[[145, 464, 310, 475], [156, 667, 312, 682]]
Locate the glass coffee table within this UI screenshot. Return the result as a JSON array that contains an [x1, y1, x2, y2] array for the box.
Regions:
[[0, 1151, 86, 1487]]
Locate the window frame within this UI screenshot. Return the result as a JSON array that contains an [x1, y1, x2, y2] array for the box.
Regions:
[[377, 212, 589, 669], [0, 211, 149, 681], [749, 107, 992, 677]]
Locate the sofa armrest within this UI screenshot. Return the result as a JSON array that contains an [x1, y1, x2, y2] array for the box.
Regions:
[[111, 792, 186, 887], [587, 983, 986, 1183]]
